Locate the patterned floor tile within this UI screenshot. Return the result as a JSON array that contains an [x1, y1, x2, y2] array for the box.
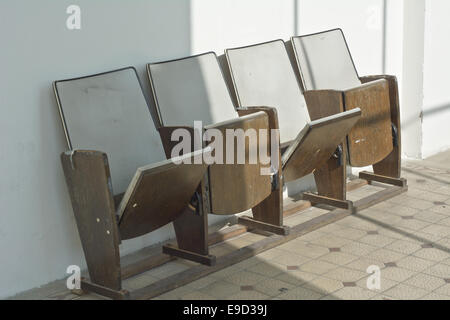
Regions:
[[340, 241, 379, 256], [199, 280, 240, 299], [226, 291, 270, 300], [420, 292, 450, 300], [253, 278, 296, 297], [423, 263, 450, 278], [435, 284, 450, 296], [396, 255, 437, 272], [299, 260, 339, 275], [319, 252, 359, 266], [413, 248, 450, 262], [365, 248, 406, 263], [302, 276, 344, 294], [404, 273, 447, 291], [380, 267, 416, 282], [383, 284, 429, 300], [323, 267, 367, 283], [223, 270, 267, 286], [181, 292, 215, 300], [276, 287, 324, 300], [275, 270, 318, 286], [330, 287, 377, 300], [269, 251, 311, 267], [385, 239, 423, 255], [246, 262, 284, 277]]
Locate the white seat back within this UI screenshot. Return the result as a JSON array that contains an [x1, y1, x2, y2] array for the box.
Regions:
[[54, 67, 166, 195], [148, 52, 237, 127], [225, 40, 310, 144], [291, 29, 361, 91]]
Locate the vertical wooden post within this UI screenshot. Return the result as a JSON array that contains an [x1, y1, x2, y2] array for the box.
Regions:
[[61, 150, 122, 291]]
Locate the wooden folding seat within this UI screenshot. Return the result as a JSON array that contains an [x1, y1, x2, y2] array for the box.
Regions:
[[147, 52, 361, 224], [223, 40, 362, 208], [54, 67, 212, 299], [289, 28, 406, 186]]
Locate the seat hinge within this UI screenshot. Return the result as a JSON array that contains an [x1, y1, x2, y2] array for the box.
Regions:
[[333, 144, 344, 167], [392, 123, 399, 147], [271, 171, 280, 191], [187, 191, 202, 215]]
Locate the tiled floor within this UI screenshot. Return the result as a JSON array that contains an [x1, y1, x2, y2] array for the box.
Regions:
[[10, 153, 450, 300]]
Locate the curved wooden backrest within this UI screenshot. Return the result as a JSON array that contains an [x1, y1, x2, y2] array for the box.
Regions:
[[54, 67, 166, 195], [147, 54, 272, 215], [147, 52, 237, 127], [203, 112, 272, 215], [225, 40, 311, 144], [291, 29, 361, 91]]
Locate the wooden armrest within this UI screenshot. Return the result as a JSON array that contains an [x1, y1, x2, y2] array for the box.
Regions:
[[236, 106, 279, 130], [342, 78, 391, 126], [343, 78, 388, 95], [61, 149, 135, 226], [60, 149, 121, 266], [359, 75, 401, 134], [61, 149, 110, 178], [60, 150, 116, 207], [203, 111, 274, 215], [342, 78, 393, 167], [359, 74, 397, 84], [304, 79, 388, 120]]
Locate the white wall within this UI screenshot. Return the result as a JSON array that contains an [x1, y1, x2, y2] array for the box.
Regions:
[[384, 0, 404, 86], [386, 0, 450, 159], [400, 0, 425, 159], [190, 0, 296, 54], [422, 0, 450, 158], [0, 0, 192, 299], [189, 0, 387, 79]]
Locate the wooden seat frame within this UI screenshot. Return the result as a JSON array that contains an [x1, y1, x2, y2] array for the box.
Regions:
[[55, 68, 214, 299], [289, 29, 406, 189]]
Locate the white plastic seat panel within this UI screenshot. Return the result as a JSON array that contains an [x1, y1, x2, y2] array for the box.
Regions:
[[225, 40, 311, 144], [148, 52, 238, 127], [291, 29, 361, 91], [54, 67, 166, 195]]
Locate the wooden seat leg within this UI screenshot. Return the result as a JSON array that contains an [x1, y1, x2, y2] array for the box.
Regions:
[[359, 171, 407, 187], [61, 151, 124, 299], [165, 182, 216, 266], [167, 206, 216, 266], [302, 192, 354, 211], [241, 174, 290, 236], [364, 74, 403, 180], [309, 145, 354, 211], [373, 144, 401, 179], [79, 277, 130, 300]]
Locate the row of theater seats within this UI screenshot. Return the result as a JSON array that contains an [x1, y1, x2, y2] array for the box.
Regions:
[[54, 28, 403, 299]]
